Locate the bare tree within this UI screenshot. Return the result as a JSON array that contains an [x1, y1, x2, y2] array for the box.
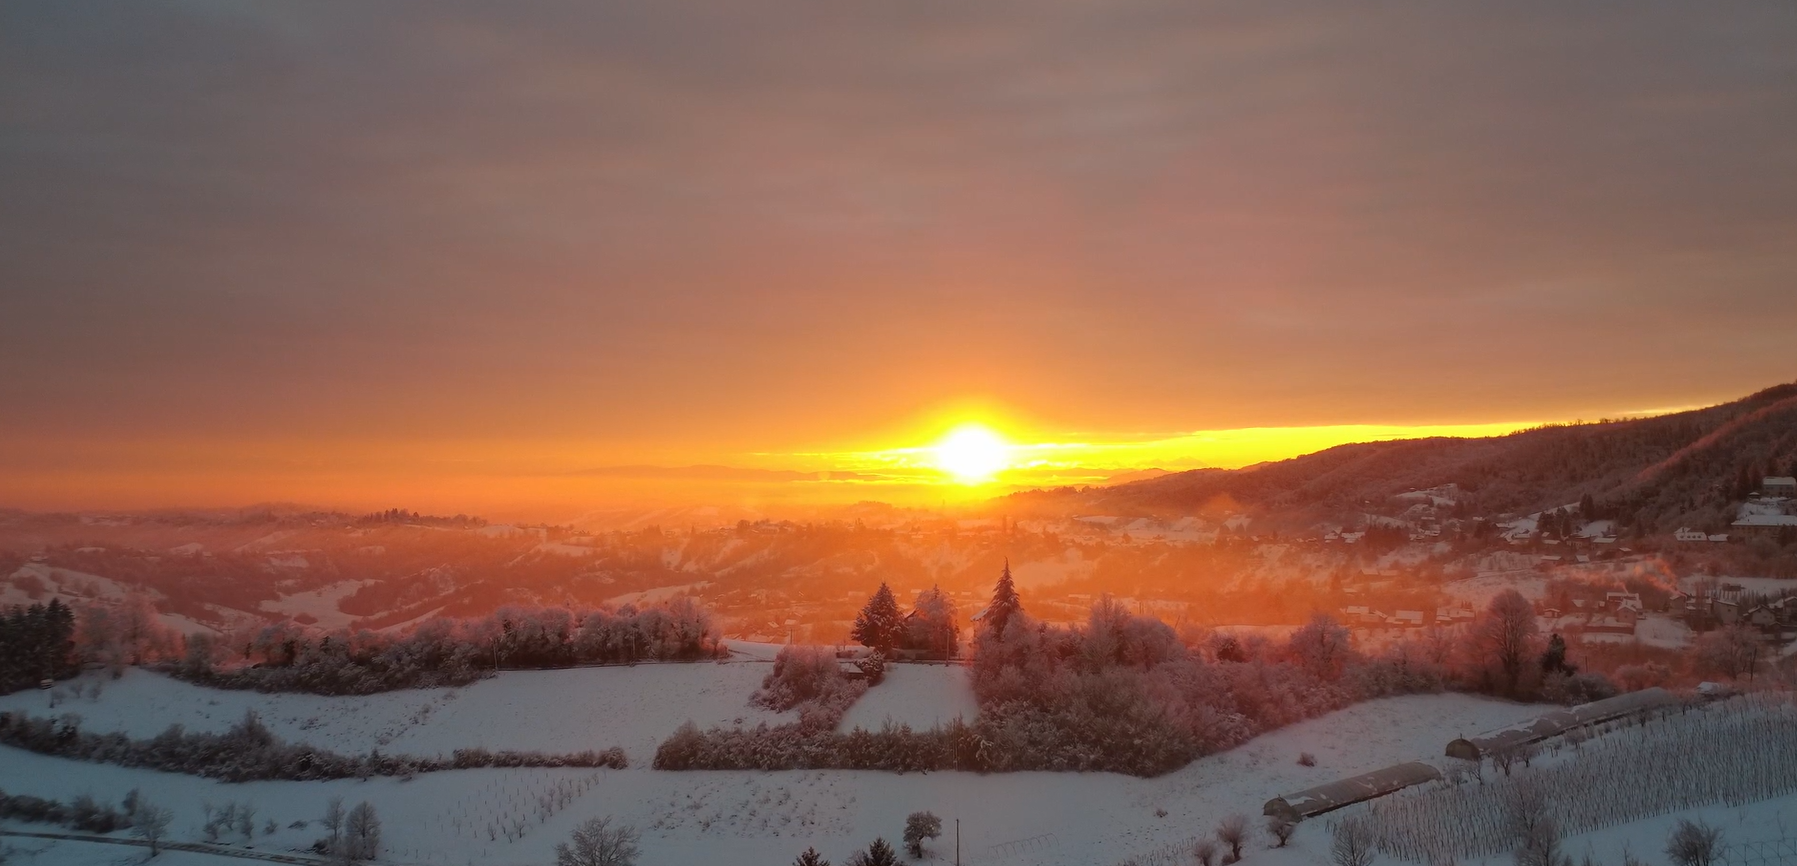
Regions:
[[1216, 813, 1249, 862], [555, 816, 639, 866], [132, 803, 172, 856], [1665, 819, 1724, 866], [1695, 625, 1761, 681], [345, 802, 381, 862], [1331, 816, 1376, 866], [321, 797, 345, 859], [1491, 743, 1519, 777], [1288, 614, 1353, 677], [237, 802, 258, 840], [1480, 590, 1539, 695], [1509, 778, 1561, 866]]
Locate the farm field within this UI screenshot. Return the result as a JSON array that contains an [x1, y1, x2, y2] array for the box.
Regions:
[[0, 664, 789, 766], [837, 664, 980, 733], [0, 665, 1553, 866]]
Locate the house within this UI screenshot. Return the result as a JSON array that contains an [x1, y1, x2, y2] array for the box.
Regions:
[[1392, 610, 1425, 628], [1674, 527, 1711, 543], [1605, 592, 1643, 615], [1764, 476, 1797, 498], [1732, 513, 1797, 538]]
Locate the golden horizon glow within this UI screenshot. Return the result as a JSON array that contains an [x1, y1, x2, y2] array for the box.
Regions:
[[1, 409, 1701, 514], [932, 423, 1013, 484]]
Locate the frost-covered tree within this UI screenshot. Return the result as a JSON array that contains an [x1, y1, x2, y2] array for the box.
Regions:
[[555, 816, 638, 866], [1665, 819, 1723, 866], [1694, 624, 1760, 680], [984, 561, 1023, 638], [1287, 614, 1352, 678], [321, 797, 345, 856], [1509, 778, 1561, 866], [133, 802, 172, 856], [345, 801, 380, 862], [851, 583, 903, 655], [847, 838, 899, 866], [905, 586, 959, 659], [903, 811, 942, 857], [1479, 590, 1539, 695]]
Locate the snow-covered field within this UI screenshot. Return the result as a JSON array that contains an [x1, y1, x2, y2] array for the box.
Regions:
[[0, 664, 789, 765], [837, 665, 979, 732], [0, 665, 1572, 866]]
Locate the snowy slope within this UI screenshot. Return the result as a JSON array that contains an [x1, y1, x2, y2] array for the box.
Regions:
[[1, 664, 789, 766], [0, 674, 1556, 866], [837, 664, 979, 732]]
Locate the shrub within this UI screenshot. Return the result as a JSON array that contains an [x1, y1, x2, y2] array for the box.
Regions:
[[1216, 813, 1248, 861], [555, 816, 638, 866], [0, 709, 624, 782], [1665, 819, 1723, 866], [1267, 815, 1296, 847], [903, 811, 942, 858], [1331, 816, 1376, 866]]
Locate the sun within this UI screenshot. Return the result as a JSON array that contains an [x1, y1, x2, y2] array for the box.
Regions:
[[932, 423, 1012, 484]]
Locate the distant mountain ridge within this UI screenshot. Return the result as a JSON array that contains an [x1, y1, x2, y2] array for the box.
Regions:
[[1004, 382, 1797, 531]]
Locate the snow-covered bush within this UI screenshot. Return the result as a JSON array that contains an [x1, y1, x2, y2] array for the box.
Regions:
[[0, 708, 625, 781], [170, 599, 726, 696]]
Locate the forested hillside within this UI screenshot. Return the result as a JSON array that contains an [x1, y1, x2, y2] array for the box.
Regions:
[[1008, 382, 1797, 532]]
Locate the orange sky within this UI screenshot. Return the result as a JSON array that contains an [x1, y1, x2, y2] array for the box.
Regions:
[[2, 3, 1794, 515]]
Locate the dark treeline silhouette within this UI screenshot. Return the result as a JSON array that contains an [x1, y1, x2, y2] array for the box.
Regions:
[[0, 600, 78, 695], [1012, 382, 1797, 537], [173, 599, 725, 695], [0, 708, 626, 782]]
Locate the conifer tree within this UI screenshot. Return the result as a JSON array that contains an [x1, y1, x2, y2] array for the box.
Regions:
[[851, 582, 902, 655], [986, 560, 1023, 637], [793, 848, 830, 866]]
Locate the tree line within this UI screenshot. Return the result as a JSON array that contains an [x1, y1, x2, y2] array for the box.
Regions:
[[0, 599, 79, 694], [0, 708, 625, 782]]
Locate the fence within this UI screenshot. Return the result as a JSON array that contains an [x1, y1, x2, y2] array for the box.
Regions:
[[1725, 838, 1797, 866]]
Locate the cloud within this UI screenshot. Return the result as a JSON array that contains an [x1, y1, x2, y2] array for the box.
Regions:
[[2, 1, 1795, 508]]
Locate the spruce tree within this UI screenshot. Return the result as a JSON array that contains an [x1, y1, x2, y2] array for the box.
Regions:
[[986, 560, 1022, 637], [1540, 632, 1573, 675], [851, 583, 902, 654], [793, 848, 830, 866]]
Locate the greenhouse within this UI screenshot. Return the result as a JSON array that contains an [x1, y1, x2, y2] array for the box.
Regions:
[[1263, 761, 1442, 822], [1445, 686, 1679, 761]]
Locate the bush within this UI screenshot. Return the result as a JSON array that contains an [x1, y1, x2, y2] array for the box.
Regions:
[[0, 709, 624, 782], [1665, 819, 1723, 866], [903, 811, 942, 858]]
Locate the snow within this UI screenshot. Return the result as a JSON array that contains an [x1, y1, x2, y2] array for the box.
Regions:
[[256, 580, 368, 631], [605, 583, 709, 607], [0, 671, 1567, 866], [0, 665, 788, 767], [837, 665, 978, 732]]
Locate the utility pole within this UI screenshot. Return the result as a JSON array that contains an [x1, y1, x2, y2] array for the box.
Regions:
[[956, 818, 960, 866]]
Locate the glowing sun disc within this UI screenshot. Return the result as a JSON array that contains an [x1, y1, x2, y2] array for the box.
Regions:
[[934, 424, 1011, 483]]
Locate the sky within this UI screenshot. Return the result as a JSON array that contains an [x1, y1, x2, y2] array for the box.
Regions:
[[2, 2, 1795, 515]]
